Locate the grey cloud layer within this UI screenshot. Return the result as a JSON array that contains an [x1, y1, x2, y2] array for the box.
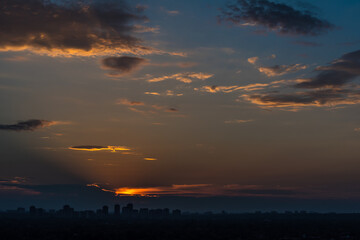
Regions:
[[0, 0, 149, 56], [220, 0, 334, 36]]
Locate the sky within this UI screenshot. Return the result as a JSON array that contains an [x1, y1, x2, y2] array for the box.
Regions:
[[1, 0, 360, 212]]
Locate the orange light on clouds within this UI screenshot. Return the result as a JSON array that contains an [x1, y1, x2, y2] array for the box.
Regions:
[[144, 157, 157, 161], [69, 145, 131, 152]]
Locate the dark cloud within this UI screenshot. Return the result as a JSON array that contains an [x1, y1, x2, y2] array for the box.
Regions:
[[219, 0, 334, 36], [296, 50, 360, 89], [101, 56, 147, 76], [0, 0, 152, 57], [166, 108, 179, 112], [0, 119, 55, 131], [70, 145, 107, 150]]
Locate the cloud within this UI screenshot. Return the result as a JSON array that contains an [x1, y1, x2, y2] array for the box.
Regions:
[[258, 64, 307, 77], [147, 72, 214, 83], [225, 119, 253, 124], [239, 50, 360, 110], [69, 145, 131, 152], [145, 90, 183, 97], [0, 0, 157, 57], [219, 0, 334, 36], [150, 62, 198, 68], [166, 10, 180, 16], [133, 24, 160, 33], [248, 57, 259, 65], [0, 177, 40, 195], [0, 119, 67, 132], [117, 98, 145, 106], [88, 184, 297, 198], [102, 56, 148, 76], [117, 98, 180, 115], [296, 50, 360, 89], [242, 89, 360, 109], [195, 80, 303, 94], [144, 157, 157, 161], [354, 128, 360, 132]]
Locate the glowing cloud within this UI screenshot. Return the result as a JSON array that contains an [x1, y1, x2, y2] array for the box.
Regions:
[[258, 64, 308, 77], [148, 72, 213, 83], [69, 145, 131, 153], [247, 57, 259, 65], [0, 0, 158, 57]]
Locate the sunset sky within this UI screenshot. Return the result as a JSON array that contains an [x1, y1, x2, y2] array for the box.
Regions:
[[1, 0, 360, 212]]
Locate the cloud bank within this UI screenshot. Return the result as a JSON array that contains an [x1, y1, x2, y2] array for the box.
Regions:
[[0, 0, 153, 57]]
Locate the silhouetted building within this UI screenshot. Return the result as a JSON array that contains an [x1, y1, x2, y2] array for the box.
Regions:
[[172, 209, 181, 217], [102, 205, 109, 216], [122, 203, 133, 217], [17, 208, 25, 214], [29, 206, 36, 216], [63, 205, 74, 217], [139, 208, 149, 218], [114, 204, 120, 216]]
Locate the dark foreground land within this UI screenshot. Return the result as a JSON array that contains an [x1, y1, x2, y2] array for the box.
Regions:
[[1, 213, 360, 240]]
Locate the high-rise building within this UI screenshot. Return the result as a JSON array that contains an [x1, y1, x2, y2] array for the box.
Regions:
[[102, 205, 109, 216], [114, 204, 120, 216]]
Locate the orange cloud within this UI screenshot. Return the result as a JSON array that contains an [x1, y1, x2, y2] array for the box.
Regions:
[[258, 64, 307, 77], [148, 72, 213, 83], [69, 145, 131, 152], [248, 57, 259, 65], [86, 184, 297, 198]]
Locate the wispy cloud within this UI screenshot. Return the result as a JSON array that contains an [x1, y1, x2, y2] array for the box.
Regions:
[[147, 72, 213, 83], [225, 119, 254, 124], [258, 64, 307, 77], [219, 0, 334, 36], [0, 177, 40, 195], [117, 98, 179, 115], [195, 80, 303, 94], [145, 90, 183, 97]]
